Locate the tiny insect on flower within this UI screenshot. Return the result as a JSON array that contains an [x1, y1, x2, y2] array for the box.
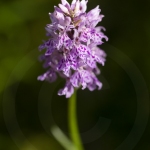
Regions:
[[38, 0, 108, 98]]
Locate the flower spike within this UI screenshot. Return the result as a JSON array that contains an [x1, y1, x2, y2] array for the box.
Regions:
[[38, 0, 108, 98]]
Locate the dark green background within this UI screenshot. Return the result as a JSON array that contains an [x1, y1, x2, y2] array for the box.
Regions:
[[0, 0, 150, 149]]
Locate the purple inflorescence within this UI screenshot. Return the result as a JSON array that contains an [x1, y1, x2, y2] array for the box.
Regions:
[[38, 0, 108, 98]]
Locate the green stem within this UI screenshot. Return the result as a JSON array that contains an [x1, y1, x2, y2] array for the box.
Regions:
[[68, 90, 84, 150]]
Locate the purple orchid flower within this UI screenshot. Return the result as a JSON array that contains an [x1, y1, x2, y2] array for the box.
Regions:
[[38, 0, 108, 98]]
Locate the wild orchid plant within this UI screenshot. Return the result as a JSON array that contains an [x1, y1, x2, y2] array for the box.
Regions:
[[38, 0, 108, 149]]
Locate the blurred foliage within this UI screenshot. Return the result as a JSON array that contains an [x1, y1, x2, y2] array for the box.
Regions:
[[0, 0, 150, 150]]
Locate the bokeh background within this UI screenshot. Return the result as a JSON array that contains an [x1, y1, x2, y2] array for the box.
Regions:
[[0, 0, 150, 150]]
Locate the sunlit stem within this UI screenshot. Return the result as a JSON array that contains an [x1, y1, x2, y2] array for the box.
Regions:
[[68, 89, 84, 150]]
